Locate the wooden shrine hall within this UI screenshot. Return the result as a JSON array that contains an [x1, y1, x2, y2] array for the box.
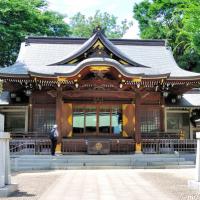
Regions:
[[1, 27, 200, 154]]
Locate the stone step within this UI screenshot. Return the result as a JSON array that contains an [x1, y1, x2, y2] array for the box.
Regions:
[[11, 155, 188, 160], [11, 164, 195, 171], [11, 154, 183, 158], [10, 154, 196, 171]]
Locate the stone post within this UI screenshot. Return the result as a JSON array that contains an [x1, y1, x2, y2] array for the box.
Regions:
[[188, 132, 200, 190], [0, 132, 17, 197], [196, 132, 200, 182]]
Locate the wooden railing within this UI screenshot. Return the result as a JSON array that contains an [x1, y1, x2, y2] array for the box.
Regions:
[[110, 139, 135, 154], [62, 139, 135, 154], [62, 139, 87, 153]]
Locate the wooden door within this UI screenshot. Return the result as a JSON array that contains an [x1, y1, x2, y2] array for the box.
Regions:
[[122, 104, 135, 137], [62, 103, 73, 137]]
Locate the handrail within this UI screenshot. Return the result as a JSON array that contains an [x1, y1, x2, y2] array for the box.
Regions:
[[10, 132, 49, 139], [141, 132, 179, 139]]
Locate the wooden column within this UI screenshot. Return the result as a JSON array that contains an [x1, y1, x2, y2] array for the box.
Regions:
[[28, 94, 33, 132], [122, 104, 135, 138], [62, 103, 73, 137], [160, 95, 165, 132], [135, 93, 142, 153], [55, 87, 63, 154]]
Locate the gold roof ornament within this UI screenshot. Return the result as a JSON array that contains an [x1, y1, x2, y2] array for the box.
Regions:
[[57, 77, 68, 82], [92, 40, 104, 50], [119, 59, 128, 65], [132, 77, 142, 83], [69, 59, 78, 64], [90, 66, 110, 72]]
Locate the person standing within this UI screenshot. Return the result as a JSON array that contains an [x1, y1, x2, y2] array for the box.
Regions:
[[49, 124, 59, 156]]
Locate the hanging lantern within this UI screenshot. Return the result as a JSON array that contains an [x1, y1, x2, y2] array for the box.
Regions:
[[75, 83, 79, 88], [10, 93, 16, 98], [171, 98, 176, 103], [25, 90, 32, 96], [177, 94, 182, 99], [163, 91, 169, 97]]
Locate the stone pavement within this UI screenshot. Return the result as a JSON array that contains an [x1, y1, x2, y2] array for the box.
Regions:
[[1, 169, 200, 200]]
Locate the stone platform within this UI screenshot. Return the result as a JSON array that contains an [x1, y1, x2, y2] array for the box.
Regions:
[[0, 184, 18, 197]]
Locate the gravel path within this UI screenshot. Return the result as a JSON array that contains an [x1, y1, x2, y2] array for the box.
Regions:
[[0, 171, 65, 200], [1, 169, 200, 200], [139, 169, 200, 200]]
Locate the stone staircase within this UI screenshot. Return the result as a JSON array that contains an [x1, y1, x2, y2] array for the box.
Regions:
[[10, 154, 196, 171]]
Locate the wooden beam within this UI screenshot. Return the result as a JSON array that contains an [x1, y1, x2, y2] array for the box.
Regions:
[[62, 90, 135, 99]]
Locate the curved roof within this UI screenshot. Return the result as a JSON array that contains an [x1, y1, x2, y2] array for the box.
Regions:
[[50, 29, 150, 68], [27, 58, 170, 78], [0, 28, 200, 80]]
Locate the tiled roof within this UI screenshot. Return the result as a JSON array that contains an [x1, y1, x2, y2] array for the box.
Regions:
[[0, 30, 200, 79], [28, 58, 169, 78]]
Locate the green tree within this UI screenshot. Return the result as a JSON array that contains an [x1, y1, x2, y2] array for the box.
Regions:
[[133, 0, 200, 72], [0, 0, 70, 67], [69, 10, 132, 39]]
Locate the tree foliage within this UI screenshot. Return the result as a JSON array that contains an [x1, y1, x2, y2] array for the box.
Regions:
[[133, 0, 200, 72], [69, 10, 132, 39], [0, 0, 70, 67]]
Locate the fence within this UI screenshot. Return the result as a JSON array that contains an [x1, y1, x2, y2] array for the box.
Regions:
[[9, 138, 197, 155], [10, 139, 51, 155], [141, 132, 179, 139], [142, 139, 197, 154], [61, 139, 135, 154]]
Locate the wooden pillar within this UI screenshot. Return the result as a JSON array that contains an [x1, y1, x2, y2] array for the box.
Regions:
[[160, 95, 165, 132], [122, 104, 135, 138], [62, 103, 73, 138], [135, 93, 142, 153], [55, 87, 62, 154], [28, 94, 33, 132]]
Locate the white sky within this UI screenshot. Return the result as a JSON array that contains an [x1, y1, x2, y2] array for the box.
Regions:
[[47, 0, 142, 39]]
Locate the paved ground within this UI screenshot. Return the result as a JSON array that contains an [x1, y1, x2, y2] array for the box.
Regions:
[[0, 171, 64, 200], [1, 169, 200, 200]]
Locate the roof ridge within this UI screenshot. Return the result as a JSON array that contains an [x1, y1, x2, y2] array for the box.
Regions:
[[49, 30, 152, 67], [25, 36, 166, 46]]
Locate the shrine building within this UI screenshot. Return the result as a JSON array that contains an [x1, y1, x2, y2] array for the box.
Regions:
[[0, 27, 200, 154]]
